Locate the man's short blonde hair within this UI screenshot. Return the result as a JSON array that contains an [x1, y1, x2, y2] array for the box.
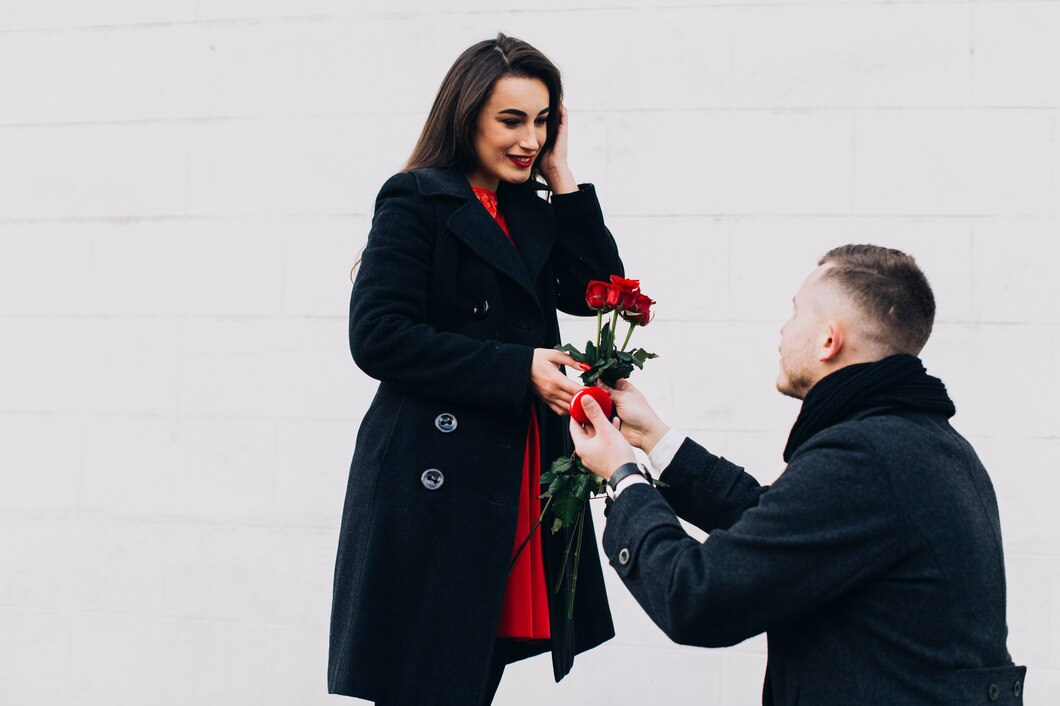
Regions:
[[818, 244, 935, 355]]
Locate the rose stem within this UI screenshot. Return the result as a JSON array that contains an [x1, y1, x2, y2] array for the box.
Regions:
[[595, 309, 603, 353], [608, 310, 620, 361], [620, 321, 636, 352], [566, 506, 587, 619], [507, 494, 554, 576], [554, 510, 582, 594]]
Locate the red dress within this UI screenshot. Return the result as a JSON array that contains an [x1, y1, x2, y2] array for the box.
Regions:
[[473, 186, 551, 640]]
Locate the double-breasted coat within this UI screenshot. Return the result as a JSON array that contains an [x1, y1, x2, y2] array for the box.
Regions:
[[328, 168, 621, 705]]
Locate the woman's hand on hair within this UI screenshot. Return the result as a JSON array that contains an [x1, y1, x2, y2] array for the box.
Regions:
[[530, 347, 587, 415], [539, 104, 577, 194]]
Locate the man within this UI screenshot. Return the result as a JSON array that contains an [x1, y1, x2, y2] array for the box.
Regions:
[[571, 245, 1025, 705]]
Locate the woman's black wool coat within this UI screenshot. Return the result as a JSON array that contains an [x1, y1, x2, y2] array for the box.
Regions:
[[328, 168, 621, 705]]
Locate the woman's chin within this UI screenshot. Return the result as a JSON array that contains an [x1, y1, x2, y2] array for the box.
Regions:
[[500, 172, 533, 184]]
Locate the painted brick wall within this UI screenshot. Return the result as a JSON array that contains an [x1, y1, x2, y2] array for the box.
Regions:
[[1, 1, 1056, 704]]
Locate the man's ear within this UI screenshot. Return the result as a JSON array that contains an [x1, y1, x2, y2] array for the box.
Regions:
[[818, 320, 843, 362]]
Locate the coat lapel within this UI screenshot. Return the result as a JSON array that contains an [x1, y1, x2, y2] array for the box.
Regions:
[[445, 202, 538, 301], [414, 168, 547, 305], [502, 184, 556, 293]]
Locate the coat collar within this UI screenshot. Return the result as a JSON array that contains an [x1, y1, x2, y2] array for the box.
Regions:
[[411, 168, 475, 199], [410, 169, 555, 308]]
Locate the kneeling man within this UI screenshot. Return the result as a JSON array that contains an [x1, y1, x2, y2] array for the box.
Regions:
[[571, 244, 1025, 705]]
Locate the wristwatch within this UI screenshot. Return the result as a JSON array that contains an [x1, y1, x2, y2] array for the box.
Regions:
[[607, 462, 646, 492]]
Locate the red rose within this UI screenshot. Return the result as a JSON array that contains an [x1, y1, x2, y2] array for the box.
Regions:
[[620, 292, 656, 326], [615, 289, 640, 311], [606, 275, 640, 309], [585, 280, 611, 311]]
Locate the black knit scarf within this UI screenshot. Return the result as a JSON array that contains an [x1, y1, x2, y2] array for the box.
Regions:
[[783, 354, 956, 462]]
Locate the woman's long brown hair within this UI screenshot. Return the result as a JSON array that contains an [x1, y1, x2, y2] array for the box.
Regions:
[[352, 35, 564, 282], [404, 33, 563, 182]]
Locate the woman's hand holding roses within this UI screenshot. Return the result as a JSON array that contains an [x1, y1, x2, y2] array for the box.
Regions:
[[531, 348, 586, 416]]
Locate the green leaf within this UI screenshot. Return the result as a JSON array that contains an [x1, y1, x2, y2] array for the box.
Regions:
[[539, 470, 557, 489], [600, 361, 635, 386], [631, 348, 659, 365], [548, 474, 571, 497], [601, 322, 615, 351], [585, 357, 620, 384], [584, 340, 599, 364], [550, 456, 573, 474], [571, 473, 592, 502], [550, 489, 583, 531], [555, 344, 588, 363]]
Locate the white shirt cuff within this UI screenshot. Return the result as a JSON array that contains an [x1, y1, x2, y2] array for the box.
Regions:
[[610, 473, 650, 499], [648, 429, 686, 474]]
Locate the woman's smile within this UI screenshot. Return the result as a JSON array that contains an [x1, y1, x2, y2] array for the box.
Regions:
[[508, 154, 535, 168]]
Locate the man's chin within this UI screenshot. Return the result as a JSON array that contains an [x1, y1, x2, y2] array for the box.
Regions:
[[776, 376, 807, 401]]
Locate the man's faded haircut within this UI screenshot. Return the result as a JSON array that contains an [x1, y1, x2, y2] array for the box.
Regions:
[[818, 244, 936, 355]]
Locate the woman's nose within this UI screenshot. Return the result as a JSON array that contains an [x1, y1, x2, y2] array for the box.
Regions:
[[520, 126, 540, 150]]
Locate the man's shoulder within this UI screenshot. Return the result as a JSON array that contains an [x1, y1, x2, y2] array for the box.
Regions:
[[797, 411, 983, 487], [789, 412, 968, 472], [854, 410, 968, 453], [778, 413, 991, 539]]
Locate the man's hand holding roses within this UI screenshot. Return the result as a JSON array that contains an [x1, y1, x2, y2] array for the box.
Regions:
[[602, 379, 670, 455]]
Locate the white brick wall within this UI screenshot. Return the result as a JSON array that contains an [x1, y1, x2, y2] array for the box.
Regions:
[[1, 1, 1056, 704]]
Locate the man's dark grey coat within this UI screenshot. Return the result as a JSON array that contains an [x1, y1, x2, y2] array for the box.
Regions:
[[604, 402, 1025, 704]]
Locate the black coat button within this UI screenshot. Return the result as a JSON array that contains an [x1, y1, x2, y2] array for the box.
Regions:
[[471, 300, 490, 319], [988, 683, 999, 701], [1014, 680, 1022, 698], [618, 548, 631, 565], [434, 413, 458, 433], [421, 469, 444, 490]]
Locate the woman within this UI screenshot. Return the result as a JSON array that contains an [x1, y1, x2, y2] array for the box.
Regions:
[[328, 34, 622, 705]]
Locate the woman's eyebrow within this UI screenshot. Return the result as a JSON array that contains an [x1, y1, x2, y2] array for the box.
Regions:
[[496, 108, 550, 117]]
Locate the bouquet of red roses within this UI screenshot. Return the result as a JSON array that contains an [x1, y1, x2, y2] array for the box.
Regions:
[[512, 275, 659, 617]]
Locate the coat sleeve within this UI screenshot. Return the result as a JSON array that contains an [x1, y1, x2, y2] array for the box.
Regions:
[[548, 184, 624, 316], [349, 173, 533, 415], [601, 426, 906, 648], [656, 437, 769, 533]]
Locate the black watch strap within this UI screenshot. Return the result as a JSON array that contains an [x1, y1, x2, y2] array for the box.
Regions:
[[608, 462, 644, 492]]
